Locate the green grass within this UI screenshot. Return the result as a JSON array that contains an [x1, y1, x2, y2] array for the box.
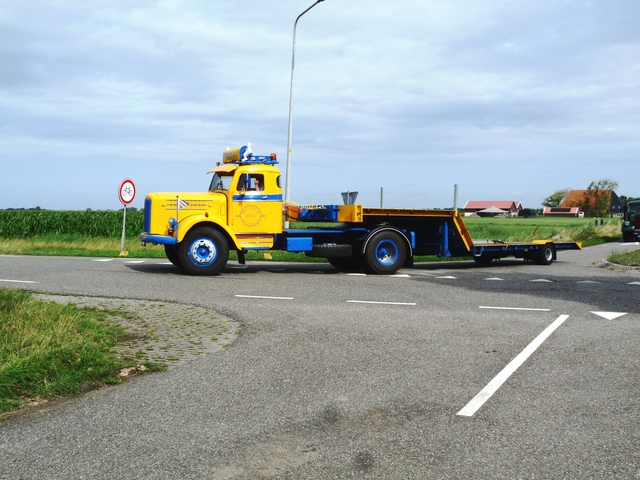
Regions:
[[608, 249, 640, 267], [0, 289, 163, 416]]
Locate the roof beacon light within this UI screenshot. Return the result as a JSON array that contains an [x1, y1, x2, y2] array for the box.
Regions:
[[221, 143, 279, 165]]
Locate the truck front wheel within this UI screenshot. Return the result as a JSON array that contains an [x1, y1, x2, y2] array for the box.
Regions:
[[362, 231, 407, 274], [164, 244, 181, 268], [179, 227, 229, 275]]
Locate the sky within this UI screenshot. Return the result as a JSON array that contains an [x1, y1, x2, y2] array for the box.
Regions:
[[2, 0, 639, 211]]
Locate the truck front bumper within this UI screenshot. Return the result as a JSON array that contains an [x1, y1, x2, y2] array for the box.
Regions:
[[140, 233, 178, 246]]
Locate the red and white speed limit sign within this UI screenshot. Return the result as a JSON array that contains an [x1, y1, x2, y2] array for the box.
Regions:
[[118, 179, 136, 206]]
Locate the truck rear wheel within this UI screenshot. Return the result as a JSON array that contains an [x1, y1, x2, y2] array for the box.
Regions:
[[362, 231, 406, 274], [179, 227, 229, 275], [534, 244, 554, 265], [328, 256, 362, 272]]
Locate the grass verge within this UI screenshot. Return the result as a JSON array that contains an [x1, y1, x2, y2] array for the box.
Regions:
[[608, 248, 640, 267], [0, 289, 163, 417]]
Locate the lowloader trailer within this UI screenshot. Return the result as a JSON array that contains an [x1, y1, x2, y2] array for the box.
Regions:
[[140, 145, 582, 275]]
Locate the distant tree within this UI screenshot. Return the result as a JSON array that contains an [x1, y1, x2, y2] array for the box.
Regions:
[[580, 178, 618, 217], [620, 195, 640, 205], [542, 188, 570, 208]]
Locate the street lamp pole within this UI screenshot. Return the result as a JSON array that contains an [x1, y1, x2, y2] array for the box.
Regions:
[[284, 0, 324, 228]]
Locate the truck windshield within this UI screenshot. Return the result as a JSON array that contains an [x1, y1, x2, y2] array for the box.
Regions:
[[209, 173, 234, 191], [629, 202, 640, 213]]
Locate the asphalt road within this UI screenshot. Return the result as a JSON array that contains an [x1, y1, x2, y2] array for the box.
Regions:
[[1, 242, 639, 479]]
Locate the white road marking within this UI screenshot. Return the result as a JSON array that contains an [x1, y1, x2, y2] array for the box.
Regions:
[[485, 277, 505, 281], [235, 295, 294, 300], [628, 281, 640, 286], [93, 259, 115, 262], [124, 261, 145, 264], [577, 280, 602, 284], [437, 276, 457, 279], [346, 273, 367, 276], [347, 300, 417, 306], [457, 314, 570, 417], [391, 274, 411, 278], [479, 306, 550, 312], [0, 279, 39, 284], [530, 279, 554, 283], [591, 311, 627, 320]]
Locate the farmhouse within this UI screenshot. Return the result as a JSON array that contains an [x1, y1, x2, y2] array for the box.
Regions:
[[543, 207, 582, 217], [463, 200, 522, 217], [559, 190, 623, 217]]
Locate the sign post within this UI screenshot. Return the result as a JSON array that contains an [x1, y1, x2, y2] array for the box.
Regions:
[[118, 179, 136, 256]]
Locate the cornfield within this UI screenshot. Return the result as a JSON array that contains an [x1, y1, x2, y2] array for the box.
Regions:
[[0, 210, 145, 239]]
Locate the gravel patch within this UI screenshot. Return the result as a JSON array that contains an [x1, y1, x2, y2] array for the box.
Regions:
[[32, 294, 241, 368]]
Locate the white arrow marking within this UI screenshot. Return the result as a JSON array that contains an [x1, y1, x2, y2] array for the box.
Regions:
[[458, 314, 570, 417], [591, 311, 627, 320]]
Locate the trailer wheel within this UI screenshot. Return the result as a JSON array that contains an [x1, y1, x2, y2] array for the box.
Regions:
[[178, 227, 229, 275], [534, 244, 554, 265], [328, 256, 362, 272], [362, 231, 406, 274], [164, 244, 182, 268]]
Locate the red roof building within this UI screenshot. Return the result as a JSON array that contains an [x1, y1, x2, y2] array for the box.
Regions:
[[463, 201, 522, 216]]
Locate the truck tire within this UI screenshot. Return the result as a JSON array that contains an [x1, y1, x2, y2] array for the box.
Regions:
[[534, 243, 554, 265], [362, 231, 406, 274], [178, 227, 229, 275], [328, 256, 362, 272], [164, 244, 181, 268], [305, 243, 353, 258]]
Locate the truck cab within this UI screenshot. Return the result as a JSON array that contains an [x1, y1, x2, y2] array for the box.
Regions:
[[622, 200, 640, 242], [140, 145, 283, 275]]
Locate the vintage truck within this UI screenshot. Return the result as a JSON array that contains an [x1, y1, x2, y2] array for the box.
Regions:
[[622, 199, 640, 242], [140, 145, 581, 275]]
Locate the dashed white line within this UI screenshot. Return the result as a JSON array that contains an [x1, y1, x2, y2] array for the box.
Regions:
[[234, 295, 294, 300], [457, 314, 570, 417], [485, 277, 505, 281], [480, 306, 550, 312], [0, 279, 38, 284], [347, 300, 417, 306], [530, 279, 554, 283]]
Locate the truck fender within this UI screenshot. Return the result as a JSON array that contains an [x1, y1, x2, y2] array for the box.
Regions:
[[360, 227, 413, 259], [176, 216, 240, 250]]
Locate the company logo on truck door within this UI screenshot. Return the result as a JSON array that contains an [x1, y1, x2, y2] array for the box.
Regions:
[[238, 205, 263, 226]]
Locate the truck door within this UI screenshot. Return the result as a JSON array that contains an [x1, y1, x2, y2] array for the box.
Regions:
[[230, 172, 282, 236]]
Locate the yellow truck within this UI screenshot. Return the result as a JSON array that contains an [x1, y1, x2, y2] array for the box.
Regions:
[[140, 145, 581, 275]]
